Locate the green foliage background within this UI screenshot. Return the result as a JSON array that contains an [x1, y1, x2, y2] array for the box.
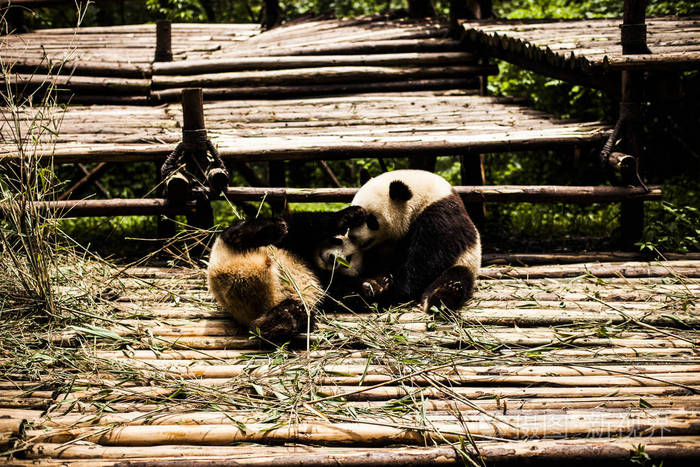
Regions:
[[18, 0, 700, 256]]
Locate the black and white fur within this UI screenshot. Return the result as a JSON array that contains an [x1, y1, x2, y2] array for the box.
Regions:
[[207, 207, 365, 342], [350, 169, 481, 312]]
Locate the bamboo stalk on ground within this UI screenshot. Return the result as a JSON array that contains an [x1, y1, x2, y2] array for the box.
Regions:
[[23, 416, 699, 446], [49, 384, 698, 405], [37, 395, 700, 416], [22, 437, 700, 463]]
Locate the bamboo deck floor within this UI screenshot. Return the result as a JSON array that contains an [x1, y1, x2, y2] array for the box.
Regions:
[[2, 259, 699, 465], [461, 16, 700, 87]]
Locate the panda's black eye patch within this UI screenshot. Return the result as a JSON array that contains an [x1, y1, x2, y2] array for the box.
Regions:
[[367, 214, 379, 231], [329, 237, 343, 246]]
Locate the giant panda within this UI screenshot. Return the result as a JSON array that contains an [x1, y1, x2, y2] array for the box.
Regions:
[[349, 169, 481, 313], [207, 206, 365, 342]]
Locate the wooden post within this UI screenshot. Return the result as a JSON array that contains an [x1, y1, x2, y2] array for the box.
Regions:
[[451, 0, 494, 24], [154, 19, 173, 62], [268, 160, 286, 214], [408, 155, 436, 172], [180, 88, 214, 229], [619, 0, 648, 250], [5, 4, 27, 34], [622, 0, 649, 55], [408, 0, 436, 18], [460, 1, 490, 229], [261, 0, 280, 30], [460, 151, 485, 229], [181, 88, 205, 132]]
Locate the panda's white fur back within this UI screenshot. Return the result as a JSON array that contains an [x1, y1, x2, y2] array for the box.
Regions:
[[352, 169, 453, 242], [207, 237, 324, 327]]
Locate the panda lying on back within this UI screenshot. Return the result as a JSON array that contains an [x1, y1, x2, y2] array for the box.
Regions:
[[208, 207, 365, 342], [350, 169, 481, 313]]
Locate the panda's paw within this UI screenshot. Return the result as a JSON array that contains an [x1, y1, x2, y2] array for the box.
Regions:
[[220, 218, 288, 250], [422, 281, 466, 314], [337, 205, 367, 231], [249, 299, 307, 343], [259, 218, 288, 244], [361, 274, 392, 299]]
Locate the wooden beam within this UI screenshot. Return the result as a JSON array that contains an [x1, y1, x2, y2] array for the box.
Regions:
[[0, 199, 196, 218], [220, 185, 661, 204]]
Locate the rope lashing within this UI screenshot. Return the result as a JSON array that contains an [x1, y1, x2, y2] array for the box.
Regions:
[[161, 129, 229, 202], [598, 102, 648, 191]]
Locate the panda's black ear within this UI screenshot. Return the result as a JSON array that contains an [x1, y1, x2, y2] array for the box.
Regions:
[[389, 180, 412, 202], [359, 168, 371, 186]]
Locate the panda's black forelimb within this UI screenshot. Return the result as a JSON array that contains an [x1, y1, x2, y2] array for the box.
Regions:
[[219, 218, 288, 251], [279, 206, 366, 259]]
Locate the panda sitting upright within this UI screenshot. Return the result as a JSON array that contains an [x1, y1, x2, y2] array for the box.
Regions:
[[207, 206, 365, 342], [349, 169, 481, 313]]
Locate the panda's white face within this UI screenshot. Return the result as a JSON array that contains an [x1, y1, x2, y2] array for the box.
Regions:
[[350, 170, 453, 250], [314, 231, 363, 277]]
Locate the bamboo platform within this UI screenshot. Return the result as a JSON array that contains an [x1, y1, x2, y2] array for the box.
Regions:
[[2, 259, 699, 465], [461, 16, 700, 89], [1, 15, 480, 102], [0, 92, 611, 164]]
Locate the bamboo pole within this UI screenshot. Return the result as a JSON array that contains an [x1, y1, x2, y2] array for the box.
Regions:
[[481, 260, 700, 279], [151, 65, 497, 88], [152, 52, 476, 74], [151, 78, 480, 102], [23, 417, 700, 446], [23, 437, 700, 463], [3, 186, 661, 219], [218, 185, 661, 204], [44, 395, 700, 416], [0, 199, 196, 218]]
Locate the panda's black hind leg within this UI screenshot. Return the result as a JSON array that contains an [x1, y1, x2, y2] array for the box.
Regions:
[[249, 299, 312, 343], [421, 266, 474, 314], [219, 218, 287, 251]]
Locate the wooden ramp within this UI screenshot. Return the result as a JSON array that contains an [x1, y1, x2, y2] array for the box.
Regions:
[[2, 260, 699, 464], [460, 16, 700, 89]]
